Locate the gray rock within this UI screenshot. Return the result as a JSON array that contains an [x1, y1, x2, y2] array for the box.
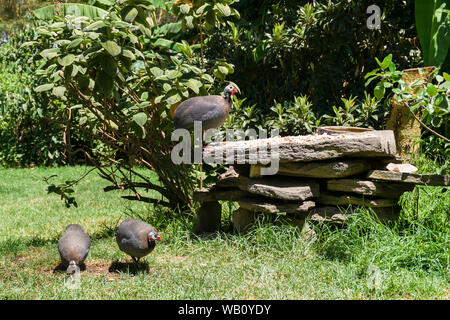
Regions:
[[250, 159, 371, 178], [194, 186, 247, 202], [238, 176, 320, 201], [238, 197, 316, 214], [367, 170, 449, 186], [317, 193, 397, 208], [203, 130, 397, 164], [327, 179, 414, 199]]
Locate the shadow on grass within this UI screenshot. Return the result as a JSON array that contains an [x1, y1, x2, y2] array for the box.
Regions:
[[52, 262, 87, 274], [108, 260, 149, 275]]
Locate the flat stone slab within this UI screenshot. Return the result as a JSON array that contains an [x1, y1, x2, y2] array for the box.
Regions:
[[327, 179, 414, 199], [250, 159, 371, 178], [239, 198, 316, 214], [194, 187, 247, 202], [367, 170, 449, 186], [238, 176, 320, 201], [317, 193, 397, 208], [203, 130, 397, 164]]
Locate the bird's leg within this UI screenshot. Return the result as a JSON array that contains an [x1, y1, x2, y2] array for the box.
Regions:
[[200, 130, 204, 190], [131, 256, 138, 265], [202, 130, 206, 149]]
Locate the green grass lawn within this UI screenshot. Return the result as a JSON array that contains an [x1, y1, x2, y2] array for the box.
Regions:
[[0, 162, 448, 299]]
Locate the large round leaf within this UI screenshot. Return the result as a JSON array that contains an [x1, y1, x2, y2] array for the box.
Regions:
[[101, 40, 122, 57]]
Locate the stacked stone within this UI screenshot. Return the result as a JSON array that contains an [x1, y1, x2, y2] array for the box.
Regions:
[[193, 129, 449, 232]]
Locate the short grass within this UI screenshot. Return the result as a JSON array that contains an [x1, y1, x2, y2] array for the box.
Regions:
[[0, 160, 448, 300]]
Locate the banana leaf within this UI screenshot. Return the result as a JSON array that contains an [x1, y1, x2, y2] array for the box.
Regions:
[[34, 3, 108, 20], [415, 0, 450, 67]]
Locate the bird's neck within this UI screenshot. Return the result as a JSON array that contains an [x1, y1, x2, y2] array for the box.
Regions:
[[224, 92, 232, 106]]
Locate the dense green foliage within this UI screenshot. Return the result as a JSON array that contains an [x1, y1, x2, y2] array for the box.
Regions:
[[23, 0, 238, 210], [207, 0, 423, 112], [0, 27, 63, 166], [0, 25, 105, 167], [0, 1, 448, 171]]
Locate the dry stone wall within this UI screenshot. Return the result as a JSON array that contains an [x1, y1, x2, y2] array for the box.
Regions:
[[194, 129, 449, 232]]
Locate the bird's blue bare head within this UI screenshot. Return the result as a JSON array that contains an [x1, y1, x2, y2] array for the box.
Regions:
[[224, 84, 237, 96], [148, 230, 162, 242]]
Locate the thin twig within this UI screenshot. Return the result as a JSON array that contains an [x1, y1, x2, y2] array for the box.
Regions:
[[404, 102, 450, 143]]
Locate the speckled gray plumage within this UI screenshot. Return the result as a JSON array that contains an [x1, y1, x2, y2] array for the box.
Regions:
[[174, 95, 232, 131], [115, 218, 157, 260], [58, 224, 91, 267]]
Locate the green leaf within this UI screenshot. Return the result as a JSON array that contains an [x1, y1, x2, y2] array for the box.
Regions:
[[20, 41, 39, 48], [79, 116, 88, 125], [196, 4, 211, 15], [426, 84, 438, 96], [40, 48, 60, 60], [86, 21, 107, 31], [179, 4, 191, 14], [67, 38, 83, 50], [122, 49, 136, 60], [201, 74, 214, 83], [101, 55, 117, 77], [218, 66, 229, 75], [124, 7, 139, 22], [167, 70, 182, 80], [58, 54, 76, 67], [185, 79, 202, 94], [150, 67, 164, 77], [133, 112, 147, 127], [374, 84, 385, 100], [35, 83, 54, 92], [184, 16, 194, 29], [101, 40, 121, 57], [415, 0, 450, 67], [215, 3, 231, 16], [34, 4, 108, 20], [52, 86, 66, 98], [166, 90, 182, 105], [380, 54, 392, 69], [443, 72, 450, 81]]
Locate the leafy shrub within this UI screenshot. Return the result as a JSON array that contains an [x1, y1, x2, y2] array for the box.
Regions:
[[28, 0, 238, 211], [366, 54, 450, 160], [0, 24, 104, 167]]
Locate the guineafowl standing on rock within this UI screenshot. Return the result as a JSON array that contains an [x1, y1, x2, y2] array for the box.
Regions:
[[58, 224, 91, 274], [115, 218, 161, 264], [173, 84, 238, 137]]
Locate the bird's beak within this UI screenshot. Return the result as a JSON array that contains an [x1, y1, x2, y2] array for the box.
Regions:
[[156, 236, 162, 241]]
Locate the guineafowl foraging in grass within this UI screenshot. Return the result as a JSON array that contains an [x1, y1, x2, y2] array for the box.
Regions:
[[58, 224, 91, 274], [115, 218, 161, 264]]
